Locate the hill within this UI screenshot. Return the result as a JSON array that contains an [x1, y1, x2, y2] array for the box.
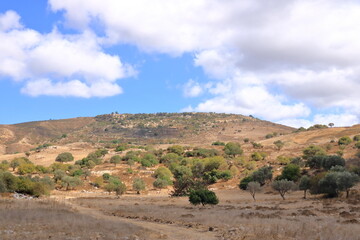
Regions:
[[0, 112, 294, 154]]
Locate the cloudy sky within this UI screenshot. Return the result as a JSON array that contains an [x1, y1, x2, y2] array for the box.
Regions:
[[0, 0, 359, 127]]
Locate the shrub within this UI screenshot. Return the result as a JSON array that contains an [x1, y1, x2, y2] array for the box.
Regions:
[[212, 141, 225, 146], [140, 153, 159, 167], [189, 189, 219, 206], [272, 180, 296, 200], [55, 152, 74, 162], [277, 156, 291, 165], [154, 166, 173, 185], [338, 136, 352, 145], [273, 140, 285, 150], [18, 163, 36, 175], [167, 145, 184, 155], [153, 178, 169, 189], [224, 142, 243, 157], [251, 152, 266, 161], [353, 135, 360, 141], [302, 145, 326, 160], [252, 142, 263, 149]]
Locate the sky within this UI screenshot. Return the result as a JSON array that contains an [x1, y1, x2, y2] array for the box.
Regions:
[[0, 0, 360, 128]]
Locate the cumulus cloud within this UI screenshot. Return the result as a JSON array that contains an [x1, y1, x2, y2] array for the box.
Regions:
[[183, 79, 204, 98], [0, 10, 133, 98], [44, 1, 360, 125]]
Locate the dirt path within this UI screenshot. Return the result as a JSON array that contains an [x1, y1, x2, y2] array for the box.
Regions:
[[54, 196, 217, 240]]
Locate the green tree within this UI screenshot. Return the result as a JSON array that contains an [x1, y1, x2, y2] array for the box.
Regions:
[[189, 189, 219, 206], [55, 152, 74, 162], [110, 155, 121, 166], [115, 182, 127, 198], [278, 164, 301, 182], [299, 175, 311, 199], [224, 142, 243, 157], [337, 171, 358, 198], [272, 180, 296, 200], [61, 176, 82, 190], [239, 176, 253, 190], [133, 178, 145, 194]]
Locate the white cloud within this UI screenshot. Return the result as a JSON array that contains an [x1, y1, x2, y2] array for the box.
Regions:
[[43, 1, 360, 124], [0, 11, 133, 98], [183, 79, 203, 98], [0, 11, 22, 31], [278, 113, 359, 128], [21, 79, 122, 98]]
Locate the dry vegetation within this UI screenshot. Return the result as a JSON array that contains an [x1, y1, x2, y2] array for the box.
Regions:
[[0, 113, 360, 239]]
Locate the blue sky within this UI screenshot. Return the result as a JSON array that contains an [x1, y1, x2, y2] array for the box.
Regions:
[[0, 0, 360, 127]]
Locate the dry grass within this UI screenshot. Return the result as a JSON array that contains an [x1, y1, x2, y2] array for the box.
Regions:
[[73, 189, 360, 240], [0, 198, 148, 240]]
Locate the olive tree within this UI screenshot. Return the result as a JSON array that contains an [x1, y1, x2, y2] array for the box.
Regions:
[[247, 181, 261, 201], [299, 175, 311, 199], [272, 180, 296, 200]]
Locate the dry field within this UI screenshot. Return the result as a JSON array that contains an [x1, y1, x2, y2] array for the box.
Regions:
[[69, 188, 360, 240]]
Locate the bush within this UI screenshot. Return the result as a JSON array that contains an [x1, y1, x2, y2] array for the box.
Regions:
[[167, 145, 184, 155], [302, 145, 326, 160], [189, 189, 219, 206], [251, 152, 266, 161], [154, 166, 173, 185], [338, 136, 352, 145], [153, 178, 169, 189], [224, 142, 243, 157], [252, 142, 263, 149], [17, 163, 36, 175], [55, 152, 74, 162], [277, 156, 291, 165], [212, 141, 225, 146], [353, 135, 360, 141], [273, 140, 285, 150], [140, 153, 159, 167]]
